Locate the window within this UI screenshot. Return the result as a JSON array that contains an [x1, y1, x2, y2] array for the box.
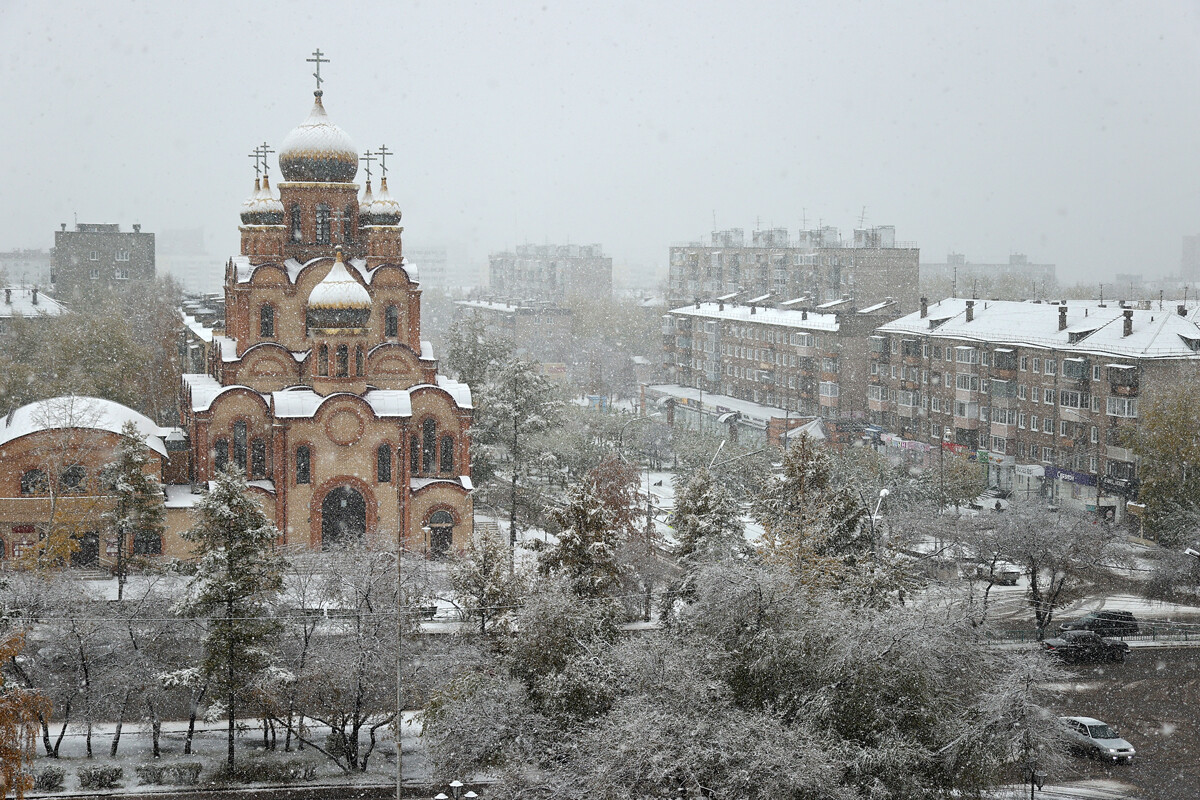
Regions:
[[260, 304, 275, 337], [1106, 397, 1138, 418], [385, 305, 400, 337], [1020, 356, 1028, 371], [114, 268, 129, 280], [991, 436, 1006, 452], [1032, 358, 1040, 373], [1060, 390, 1083, 408], [377, 443, 392, 482], [250, 438, 266, 478], [410, 435, 420, 474], [318, 344, 329, 376], [955, 346, 977, 364], [1043, 417, 1053, 434], [214, 438, 229, 471], [133, 530, 162, 555], [89, 267, 100, 280], [955, 374, 980, 391], [20, 469, 47, 495], [335, 344, 349, 377], [994, 408, 1017, 425], [898, 390, 917, 407], [1043, 446, 1055, 462], [944, 372, 952, 387], [440, 435, 455, 473], [819, 382, 839, 397], [1031, 414, 1039, 431], [316, 204, 331, 244], [1091, 395, 1101, 412], [233, 421, 248, 471], [1019, 412, 1026, 429], [1045, 359, 1056, 376], [1044, 388, 1055, 405], [1018, 442, 1026, 457], [88, 250, 99, 261], [1093, 364, 1102, 381], [1091, 426, 1098, 444], [355, 345, 364, 376], [1018, 384, 1027, 400], [868, 385, 884, 401], [60, 465, 86, 493], [116, 250, 130, 261], [296, 446, 311, 484], [290, 204, 302, 241], [422, 418, 437, 473]]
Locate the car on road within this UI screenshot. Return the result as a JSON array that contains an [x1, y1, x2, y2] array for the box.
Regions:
[[1059, 610, 1139, 637], [1041, 630, 1130, 663], [1059, 716, 1136, 763]]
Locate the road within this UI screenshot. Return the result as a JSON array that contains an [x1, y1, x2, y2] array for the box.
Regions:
[[1046, 645, 1200, 799]]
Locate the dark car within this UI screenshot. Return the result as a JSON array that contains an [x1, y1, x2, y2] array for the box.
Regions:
[[1059, 610, 1139, 637], [1042, 630, 1130, 663], [1059, 716, 1136, 763]]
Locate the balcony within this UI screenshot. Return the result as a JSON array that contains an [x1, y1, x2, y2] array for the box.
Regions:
[[952, 415, 980, 430]]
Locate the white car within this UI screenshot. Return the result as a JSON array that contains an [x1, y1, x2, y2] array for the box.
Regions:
[[1059, 716, 1136, 764]]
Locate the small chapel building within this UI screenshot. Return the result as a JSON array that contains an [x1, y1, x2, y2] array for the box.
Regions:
[[180, 83, 474, 555]]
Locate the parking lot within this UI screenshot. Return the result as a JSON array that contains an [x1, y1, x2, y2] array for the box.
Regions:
[[1049, 645, 1200, 799]]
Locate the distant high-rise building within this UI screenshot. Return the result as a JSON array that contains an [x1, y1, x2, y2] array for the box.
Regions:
[[51, 222, 155, 298], [0, 249, 52, 285], [920, 253, 1056, 297], [489, 243, 612, 302], [1181, 234, 1200, 282], [667, 224, 918, 312]]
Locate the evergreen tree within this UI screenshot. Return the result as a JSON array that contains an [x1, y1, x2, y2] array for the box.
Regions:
[[180, 467, 285, 767], [444, 316, 513, 389], [672, 467, 745, 567], [101, 421, 166, 600], [539, 483, 624, 600], [449, 527, 527, 634]]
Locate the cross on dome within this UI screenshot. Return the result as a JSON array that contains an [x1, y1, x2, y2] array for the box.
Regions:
[[258, 141, 275, 176], [360, 150, 377, 182], [377, 144, 393, 178], [307, 48, 329, 95], [247, 148, 262, 180]]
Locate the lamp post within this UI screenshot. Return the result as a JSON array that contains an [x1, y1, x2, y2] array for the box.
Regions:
[[1025, 761, 1046, 799]]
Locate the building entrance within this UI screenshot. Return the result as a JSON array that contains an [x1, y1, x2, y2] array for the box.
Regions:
[[322, 486, 366, 549]]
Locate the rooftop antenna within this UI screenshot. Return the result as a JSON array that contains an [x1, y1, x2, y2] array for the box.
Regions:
[[1099, 283, 1104, 306], [360, 149, 376, 182], [858, 206, 867, 228], [712, 209, 717, 230], [306, 47, 329, 95], [972, 278, 978, 300], [801, 208, 807, 230], [952, 265, 957, 298]]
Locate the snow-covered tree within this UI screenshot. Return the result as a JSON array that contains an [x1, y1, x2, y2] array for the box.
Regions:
[[180, 467, 285, 767], [538, 482, 625, 600], [444, 316, 514, 390], [101, 420, 165, 601], [1126, 380, 1200, 545], [0, 631, 51, 799], [449, 527, 527, 635]]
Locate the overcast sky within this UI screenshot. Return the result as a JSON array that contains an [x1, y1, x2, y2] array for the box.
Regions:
[[2, 1, 1198, 292]]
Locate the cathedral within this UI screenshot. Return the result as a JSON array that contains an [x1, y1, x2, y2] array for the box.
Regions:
[[180, 74, 474, 554]]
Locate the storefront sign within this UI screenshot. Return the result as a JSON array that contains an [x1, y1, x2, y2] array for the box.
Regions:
[[1099, 476, 1138, 497], [1015, 464, 1045, 478], [1046, 467, 1097, 487]]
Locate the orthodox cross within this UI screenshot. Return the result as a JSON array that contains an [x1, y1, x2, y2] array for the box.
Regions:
[[331, 208, 346, 243], [247, 147, 262, 180], [257, 141, 275, 176], [360, 150, 377, 182], [307, 48, 329, 92], [377, 144, 393, 179]]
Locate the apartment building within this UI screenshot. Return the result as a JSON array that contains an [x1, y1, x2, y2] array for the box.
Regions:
[[489, 243, 612, 303], [453, 298, 573, 366], [920, 253, 1056, 297], [869, 297, 1200, 519], [667, 225, 919, 311], [51, 222, 155, 298], [662, 296, 901, 420]]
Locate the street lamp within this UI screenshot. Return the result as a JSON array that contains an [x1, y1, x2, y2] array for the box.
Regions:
[[1025, 761, 1046, 799], [449, 779, 464, 799]]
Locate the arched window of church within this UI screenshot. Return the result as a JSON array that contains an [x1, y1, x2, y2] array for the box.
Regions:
[[290, 204, 302, 242], [20, 469, 47, 495], [385, 305, 400, 338], [427, 510, 454, 558], [318, 344, 329, 376], [233, 421, 248, 472], [133, 530, 162, 555], [422, 418, 437, 474], [260, 304, 275, 338], [335, 344, 349, 377], [344, 205, 355, 241], [355, 345, 364, 376], [214, 438, 229, 472], [377, 443, 392, 483], [60, 465, 86, 494], [295, 446, 311, 485], [316, 204, 331, 245], [440, 435, 454, 473], [409, 436, 419, 475], [250, 438, 267, 478]]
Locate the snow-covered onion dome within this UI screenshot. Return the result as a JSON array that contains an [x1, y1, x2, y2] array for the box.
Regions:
[[239, 175, 285, 226], [278, 93, 359, 183], [306, 249, 371, 330], [363, 176, 402, 225], [358, 179, 376, 226]]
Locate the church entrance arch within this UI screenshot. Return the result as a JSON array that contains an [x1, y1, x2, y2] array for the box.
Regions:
[[426, 510, 454, 559], [321, 486, 366, 549]]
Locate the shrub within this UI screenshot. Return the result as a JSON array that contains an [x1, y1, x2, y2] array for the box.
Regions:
[[213, 758, 316, 784], [166, 763, 203, 785], [77, 766, 123, 789], [33, 766, 65, 792], [135, 765, 165, 785]]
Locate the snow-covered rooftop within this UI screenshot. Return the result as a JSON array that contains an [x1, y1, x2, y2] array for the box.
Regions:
[[669, 302, 840, 332], [1, 287, 67, 319], [877, 298, 1200, 359], [0, 396, 169, 457], [646, 384, 793, 424]]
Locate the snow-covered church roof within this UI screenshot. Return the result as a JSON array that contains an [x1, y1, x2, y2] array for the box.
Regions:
[[0, 396, 171, 457]]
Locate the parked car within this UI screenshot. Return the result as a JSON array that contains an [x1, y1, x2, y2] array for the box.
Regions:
[[1042, 630, 1130, 663], [1059, 610, 1139, 637], [1059, 716, 1136, 763], [964, 561, 1021, 585]]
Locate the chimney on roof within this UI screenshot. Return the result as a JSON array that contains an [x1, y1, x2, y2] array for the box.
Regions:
[[31, 288, 38, 306], [133, 224, 141, 233], [1058, 305, 1068, 331], [801, 309, 808, 320], [965, 299, 975, 322], [718, 300, 724, 311], [1179, 304, 1187, 317], [60, 223, 66, 232], [3, 289, 9, 305], [1123, 308, 1133, 337], [694, 298, 700, 309], [920, 296, 928, 319], [750, 304, 757, 315]]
